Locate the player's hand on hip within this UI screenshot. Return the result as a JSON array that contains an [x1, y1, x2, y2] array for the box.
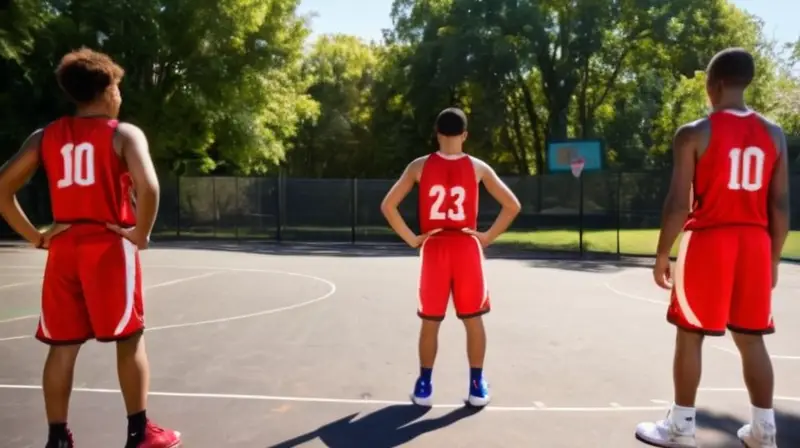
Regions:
[[653, 254, 672, 290], [461, 228, 491, 247], [106, 224, 150, 250], [36, 223, 71, 249], [410, 229, 441, 248]]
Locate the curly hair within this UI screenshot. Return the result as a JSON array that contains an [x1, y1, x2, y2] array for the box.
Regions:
[[707, 48, 755, 89], [55, 47, 125, 104]]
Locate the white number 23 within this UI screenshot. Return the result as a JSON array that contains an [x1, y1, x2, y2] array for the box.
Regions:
[[429, 185, 466, 221]]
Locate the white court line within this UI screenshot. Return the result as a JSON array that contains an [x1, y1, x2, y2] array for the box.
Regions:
[[1, 384, 798, 411], [0, 384, 668, 412], [0, 282, 36, 291], [603, 270, 668, 306], [711, 344, 800, 361], [0, 271, 222, 325], [0, 266, 337, 341]]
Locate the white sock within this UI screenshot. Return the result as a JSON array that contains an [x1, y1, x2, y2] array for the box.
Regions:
[[752, 406, 776, 430], [670, 403, 696, 432]]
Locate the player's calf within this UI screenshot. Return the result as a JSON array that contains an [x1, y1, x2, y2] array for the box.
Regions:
[[462, 316, 490, 407], [411, 320, 441, 406], [43, 345, 81, 447], [732, 333, 777, 447]]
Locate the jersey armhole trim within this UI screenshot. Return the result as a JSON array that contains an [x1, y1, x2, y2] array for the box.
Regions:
[[695, 118, 712, 160]]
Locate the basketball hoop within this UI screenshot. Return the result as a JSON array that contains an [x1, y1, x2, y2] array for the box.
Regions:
[[570, 157, 585, 178]]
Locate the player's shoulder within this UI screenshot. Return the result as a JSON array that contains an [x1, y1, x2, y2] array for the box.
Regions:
[[116, 121, 146, 138], [673, 117, 711, 151], [758, 114, 787, 155], [467, 155, 492, 173], [408, 155, 430, 170], [676, 117, 711, 137], [112, 122, 149, 154], [20, 128, 45, 154], [754, 112, 785, 139]]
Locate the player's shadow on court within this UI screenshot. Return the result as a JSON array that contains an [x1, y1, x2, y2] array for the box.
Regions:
[[696, 408, 800, 447], [267, 404, 482, 448]]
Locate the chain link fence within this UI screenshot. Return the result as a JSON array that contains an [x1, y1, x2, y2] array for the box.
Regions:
[[5, 171, 800, 260]]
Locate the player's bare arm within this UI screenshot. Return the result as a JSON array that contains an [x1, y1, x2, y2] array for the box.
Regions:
[[469, 158, 521, 246], [767, 123, 790, 285], [107, 122, 159, 249], [381, 156, 438, 248], [0, 130, 70, 247], [654, 122, 700, 288]]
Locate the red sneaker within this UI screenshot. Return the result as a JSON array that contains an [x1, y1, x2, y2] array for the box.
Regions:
[[136, 421, 181, 448]]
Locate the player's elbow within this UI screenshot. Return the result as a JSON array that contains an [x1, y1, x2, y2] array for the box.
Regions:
[[504, 196, 521, 216], [380, 199, 395, 217]]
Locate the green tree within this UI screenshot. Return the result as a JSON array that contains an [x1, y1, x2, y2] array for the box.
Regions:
[[0, 0, 316, 175], [287, 34, 378, 177]]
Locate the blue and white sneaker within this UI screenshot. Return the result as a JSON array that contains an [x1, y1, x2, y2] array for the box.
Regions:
[[410, 377, 433, 406], [467, 378, 491, 407]]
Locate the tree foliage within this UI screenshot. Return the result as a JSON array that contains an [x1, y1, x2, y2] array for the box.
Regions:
[[1, 0, 798, 177]]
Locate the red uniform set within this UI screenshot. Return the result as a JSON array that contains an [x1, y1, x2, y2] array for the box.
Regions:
[[417, 152, 489, 320], [36, 116, 142, 344], [667, 109, 778, 336]]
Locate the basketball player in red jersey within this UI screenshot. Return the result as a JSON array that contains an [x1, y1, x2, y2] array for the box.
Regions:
[[0, 48, 180, 448], [636, 48, 789, 448], [381, 108, 521, 407]]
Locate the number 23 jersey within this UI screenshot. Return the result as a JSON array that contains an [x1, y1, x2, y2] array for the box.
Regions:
[[418, 152, 478, 234], [686, 109, 779, 231], [41, 117, 136, 227]]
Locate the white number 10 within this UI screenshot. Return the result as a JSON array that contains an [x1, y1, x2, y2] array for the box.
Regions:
[[728, 146, 765, 192], [57, 142, 95, 188]]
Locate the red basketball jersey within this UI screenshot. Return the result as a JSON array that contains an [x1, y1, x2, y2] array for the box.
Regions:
[[418, 152, 478, 234], [40, 117, 136, 227], [684, 109, 779, 231]]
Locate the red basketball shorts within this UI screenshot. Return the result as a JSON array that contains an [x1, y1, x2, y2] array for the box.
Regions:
[[418, 233, 490, 320], [667, 226, 774, 336], [36, 225, 144, 345]]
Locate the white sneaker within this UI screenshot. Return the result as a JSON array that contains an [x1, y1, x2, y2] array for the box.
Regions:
[[738, 423, 778, 448], [635, 419, 697, 448]]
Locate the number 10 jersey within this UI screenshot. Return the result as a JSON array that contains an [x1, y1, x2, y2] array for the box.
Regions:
[[41, 116, 136, 228], [685, 109, 779, 231]]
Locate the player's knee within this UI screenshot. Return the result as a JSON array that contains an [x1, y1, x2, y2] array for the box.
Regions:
[[45, 345, 81, 369], [420, 319, 442, 333], [115, 330, 145, 357], [675, 327, 706, 343], [461, 314, 485, 330], [731, 331, 766, 349]]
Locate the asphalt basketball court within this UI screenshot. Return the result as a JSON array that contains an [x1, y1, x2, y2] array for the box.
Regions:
[[1, 241, 799, 447]]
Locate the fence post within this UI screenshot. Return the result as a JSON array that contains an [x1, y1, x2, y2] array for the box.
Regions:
[[234, 177, 240, 242], [176, 176, 181, 237], [616, 171, 622, 257], [577, 173, 584, 257], [212, 177, 218, 238], [276, 170, 284, 242], [351, 178, 358, 244]]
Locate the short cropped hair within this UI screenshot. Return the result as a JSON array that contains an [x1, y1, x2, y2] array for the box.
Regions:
[[706, 48, 755, 88], [435, 108, 468, 136], [55, 48, 125, 104]]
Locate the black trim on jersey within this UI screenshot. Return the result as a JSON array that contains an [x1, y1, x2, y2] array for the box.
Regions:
[[457, 309, 490, 320], [667, 315, 726, 337], [96, 328, 144, 343], [417, 312, 446, 322], [727, 324, 775, 336]]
